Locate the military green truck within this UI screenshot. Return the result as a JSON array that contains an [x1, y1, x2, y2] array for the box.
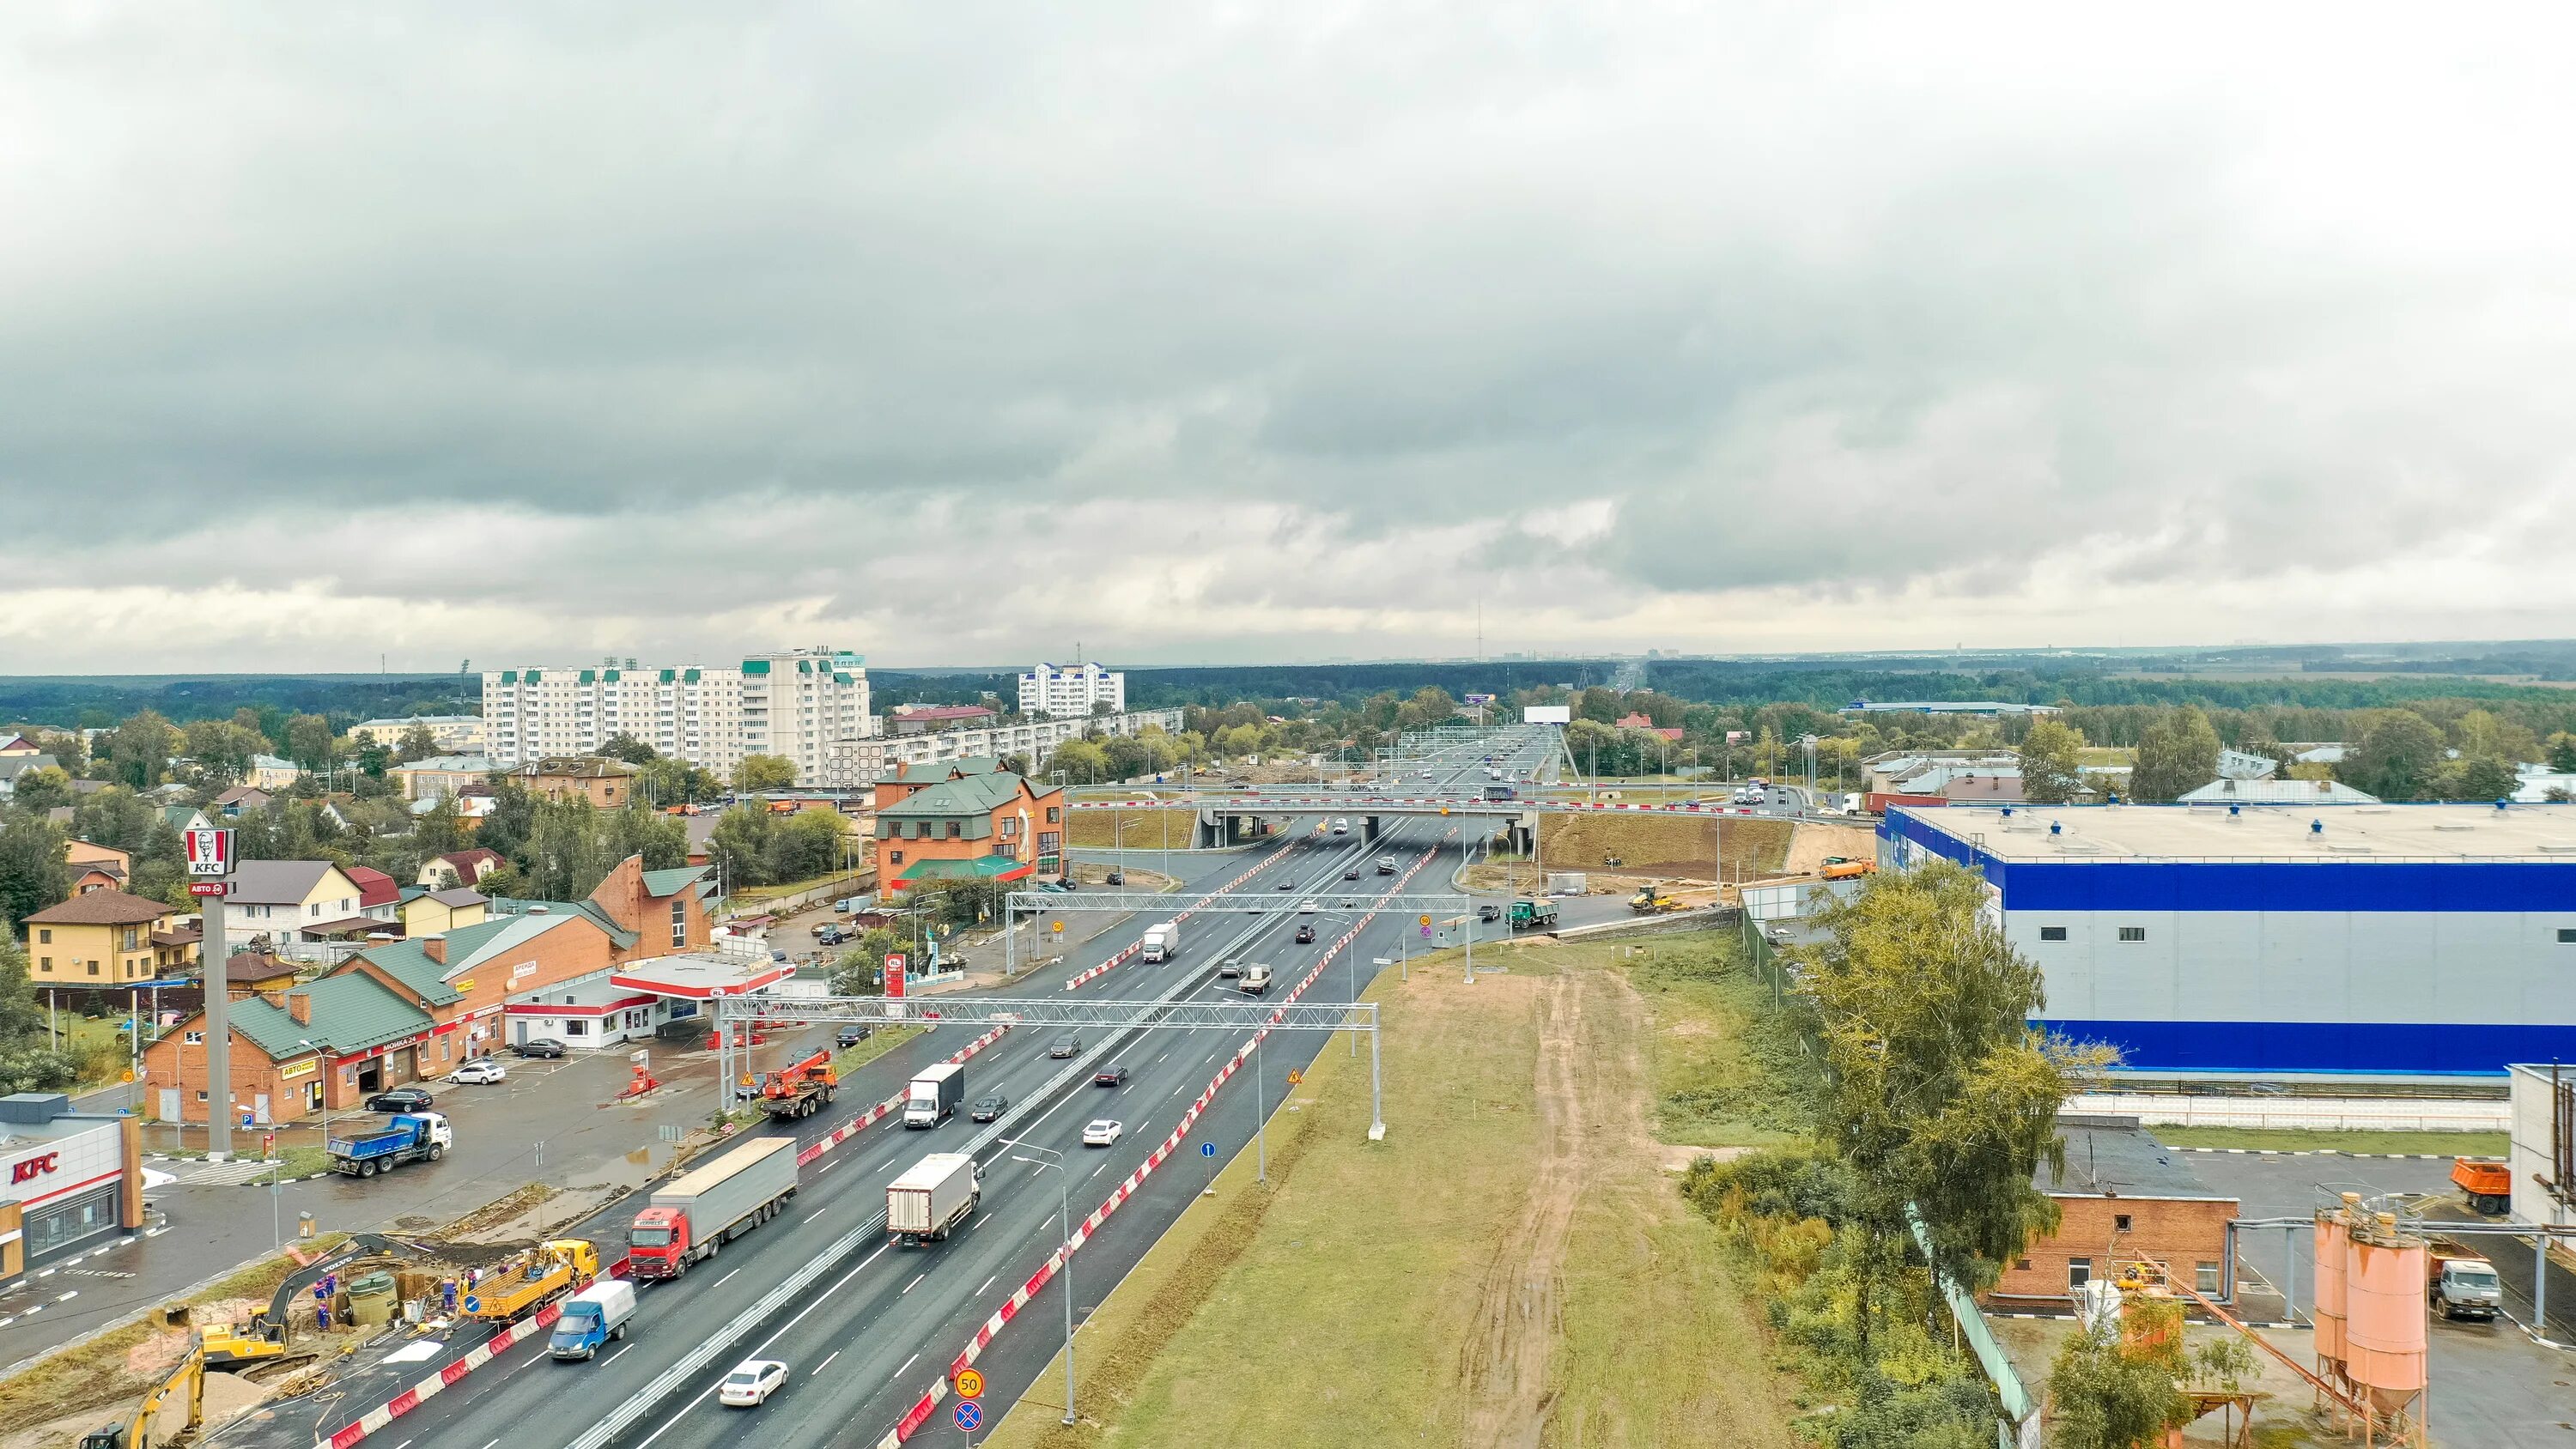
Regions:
[[1508, 898, 1558, 931]]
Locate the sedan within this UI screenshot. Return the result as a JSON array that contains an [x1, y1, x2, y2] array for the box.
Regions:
[[363, 1088, 434, 1113], [1093, 1065, 1130, 1088], [1343, 868, 1361, 880], [1274, 879, 1296, 890], [448, 1058, 507, 1085], [1081, 1119, 1124, 1148], [1295, 925, 1315, 943], [969, 1094, 1010, 1124], [719, 1359, 789, 1408], [835, 1024, 873, 1048], [512, 1039, 566, 1059]]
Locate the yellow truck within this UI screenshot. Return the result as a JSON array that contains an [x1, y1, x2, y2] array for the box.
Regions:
[[1628, 882, 1688, 914], [462, 1240, 599, 1322]]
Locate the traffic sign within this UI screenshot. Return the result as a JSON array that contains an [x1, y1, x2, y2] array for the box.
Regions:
[[954, 1367, 984, 1399], [1051, 921, 1063, 934], [463, 1294, 482, 1314], [953, 1401, 983, 1433], [188, 882, 233, 897], [1287, 1070, 1303, 1085], [1200, 1140, 1216, 1158], [183, 827, 234, 877], [1419, 915, 1431, 926]]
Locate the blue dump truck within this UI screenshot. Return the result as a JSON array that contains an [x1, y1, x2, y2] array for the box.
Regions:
[[327, 1112, 453, 1178]]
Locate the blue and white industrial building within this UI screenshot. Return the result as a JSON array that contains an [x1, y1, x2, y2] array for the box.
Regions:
[[1879, 801, 2576, 1076]]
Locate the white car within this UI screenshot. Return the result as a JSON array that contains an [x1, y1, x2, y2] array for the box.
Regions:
[[448, 1058, 507, 1085], [1331, 817, 1348, 834], [1082, 1119, 1123, 1148], [720, 1359, 789, 1407]]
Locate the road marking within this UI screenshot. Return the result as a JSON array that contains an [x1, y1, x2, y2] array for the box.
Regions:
[[818, 1159, 836, 1173], [56, 1291, 76, 1301], [898, 1352, 919, 1376], [803, 1208, 826, 1224], [630, 1242, 892, 1449], [812, 1350, 839, 1374], [605, 1345, 629, 1366], [714, 1268, 739, 1288], [976, 1274, 996, 1295], [903, 1274, 925, 1294], [481, 1439, 501, 1449]]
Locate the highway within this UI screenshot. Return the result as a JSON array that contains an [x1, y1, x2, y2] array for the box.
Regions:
[[216, 740, 1526, 1449]]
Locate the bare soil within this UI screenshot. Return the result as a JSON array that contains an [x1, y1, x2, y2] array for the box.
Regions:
[[1780, 822, 1877, 877]]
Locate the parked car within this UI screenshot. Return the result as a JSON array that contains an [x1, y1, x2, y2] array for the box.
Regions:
[[1082, 1119, 1124, 1148], [364, 1087, 434, 1113], [812, 925, 844, 945], [1105, 869, 1125, 886], [1295, 924, 1315, 943], [719, 1360, 789, 1408], [512, 1038, 566, 1059], [1049, 1033, 1082, 1058], [1093, 1065, 1130, 1088], [969, 1094, 1009, 1124], [835, 1024, 873, 1048], [448, 1058, 507, 1085]]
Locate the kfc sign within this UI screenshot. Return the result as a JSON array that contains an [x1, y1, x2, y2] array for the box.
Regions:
[[9, 1151, 59, 1185], [184, 828, 235, 878]]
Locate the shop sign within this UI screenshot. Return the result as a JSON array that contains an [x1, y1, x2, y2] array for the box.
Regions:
[[277, 1059, 319, 1082], [9, 1152, 60, 1185]]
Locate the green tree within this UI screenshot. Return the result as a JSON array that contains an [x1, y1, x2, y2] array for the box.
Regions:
[[597, 733, 659, 765], [2549, 731, 2576, 774], [0, 817, 72, 926], [183, 719, 268, 785], [413, 793, 465, 858], [0, 923, 80, 1094], [1037, 738, 1110, 784], [285, 713, 338, 769], [2047, 1296, 2257, 1449], [708, 806, 777, 891], [829, 928, 904, 993], [2126, 709, 2221, 802], [73, 787, 158, 853], [2438, 755, 2520, 801], [639, 755, 720, 807], [2342, 711, 2445, 800], [733, 754, 797, 792], [765, 810, 848, 883], [1806, 861, 2104, 1357], [2018, 718, 2086, 804], [9, 767, 74, 812], [396, 723, 440, 763], [106, 709, 180, 789]]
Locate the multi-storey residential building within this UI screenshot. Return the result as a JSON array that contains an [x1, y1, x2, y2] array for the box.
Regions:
[[482, 648, 871, 783], [820, 708, 1184, 790], [353, 716, 489, 753], [1018, 661, 1125, 717]]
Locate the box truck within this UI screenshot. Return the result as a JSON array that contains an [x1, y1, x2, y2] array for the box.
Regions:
[[1140, 921, 1179, 963], [548, 1279, 637, 1361], [626, 1136, 799, 1279], [887, 1153, 983, 1245], [904, 1062, 966, 1128]]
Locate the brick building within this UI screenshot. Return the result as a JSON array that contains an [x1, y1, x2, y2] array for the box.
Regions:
[[511, 756, 639, 808], [1986, 1116, 2240, 1307], [873, 760, 1064, 894]]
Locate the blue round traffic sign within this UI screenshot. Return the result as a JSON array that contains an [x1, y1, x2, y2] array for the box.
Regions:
[[462, 1295, 481, 1314], [1200, 1141, 1216, 1158], [954, 1400, 984, 1432]]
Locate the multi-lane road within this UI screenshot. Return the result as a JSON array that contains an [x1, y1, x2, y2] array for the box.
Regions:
[[214, 762, 1504, 1449]]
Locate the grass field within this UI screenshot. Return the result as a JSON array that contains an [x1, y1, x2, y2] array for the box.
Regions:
[[2144, 1126, 2506, 1157], [830, 1024, 926, 1077], [1623, 934, 1818, 1148], [1532, 813, 1790, 880], [982, 932, 1795, 1448], [1066, 808, 1193, 849]]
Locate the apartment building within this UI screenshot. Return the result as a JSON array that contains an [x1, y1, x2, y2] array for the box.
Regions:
[[482, 648, 872, 782], [353, 715, 488, 753], [1018, 661, 1125, 717], [820, 708, 1185, 790]]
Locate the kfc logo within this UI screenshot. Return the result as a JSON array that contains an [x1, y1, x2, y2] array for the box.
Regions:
[[9, 1152, 58, 1185]]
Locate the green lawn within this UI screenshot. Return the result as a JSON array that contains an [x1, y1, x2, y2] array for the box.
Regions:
[[830, 1025, 925, 1077], [1622, 933, 1818, 1148], [2147, 1126, 2505, 1157]]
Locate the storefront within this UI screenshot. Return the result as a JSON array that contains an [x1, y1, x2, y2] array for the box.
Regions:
[[1, 1096, 145, 1289]]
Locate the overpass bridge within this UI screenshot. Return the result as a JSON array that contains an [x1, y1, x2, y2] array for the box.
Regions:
[[1067, 786, 1782, 848]]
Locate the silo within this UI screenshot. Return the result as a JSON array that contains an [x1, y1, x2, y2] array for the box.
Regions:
[[2343, 1210, 2428, 1425], [2312, 1199, 2352, 1382]]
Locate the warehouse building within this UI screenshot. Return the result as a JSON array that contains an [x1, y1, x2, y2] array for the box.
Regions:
[[1879, 802, 2576, 1076]]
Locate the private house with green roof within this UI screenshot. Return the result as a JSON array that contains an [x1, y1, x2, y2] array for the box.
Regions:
[[140, 970, 437, 1123], [872, 762, 1064, 895]]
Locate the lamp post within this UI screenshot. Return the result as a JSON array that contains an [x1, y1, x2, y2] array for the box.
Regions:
[[1002, 1140, 1078, 1425]]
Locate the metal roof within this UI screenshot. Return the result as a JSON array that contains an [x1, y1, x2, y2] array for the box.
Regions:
[[2038, 1116, 2232, 1202], [228, 974, 433, 1059]]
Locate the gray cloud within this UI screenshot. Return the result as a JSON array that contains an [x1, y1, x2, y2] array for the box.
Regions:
[[3, 3, 2573, 670]]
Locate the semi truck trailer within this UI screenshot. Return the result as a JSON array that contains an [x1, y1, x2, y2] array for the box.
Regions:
[[627, 1136, 800, 1279]]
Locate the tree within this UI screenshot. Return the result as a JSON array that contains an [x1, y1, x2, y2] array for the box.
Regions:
[[0, 817, 72, 927], [829, 928, 904, 993], [73, 788, 157, 853], [597, 733, 659, 765], [733, 754, 797, 792], [0, 921, 80, 1094], [2342, 711, 2445, 800], [639, 755, 720, 808], [708, 806, 776, 891], [183, 719, 269, 785], [2047, 1296, 2257, 1449], [413, 793, 465, 858], [10, 767, 74, 812], [2438, 755, 2519, 802], [285, 713, 338, 769], [2017, 718, 2086, 804], [1037, 738, 1110, 784], [106, 709, 180, 789], [2127, 710, 2220, 802], [2550, 732, 2576, 774], [766, 810, 848, 883], [1806, 861, 2105, 1357], [396, 723, 440, 763]]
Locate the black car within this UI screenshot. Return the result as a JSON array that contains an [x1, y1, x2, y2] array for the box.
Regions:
[[1274, 879, 1295, 889], [1343, 868, 1361, 880], [365, 1087, 434, 1113], [835, 1024, 874, 1048], [1295, 924, 1315, 943], [1049, 1033, 1082, 1058], [1105, 869, 1125, 886], [969, 1094, 1009, 1123], [1093, 1065, 1130, 1088], [512, 1039, 567, 1059]]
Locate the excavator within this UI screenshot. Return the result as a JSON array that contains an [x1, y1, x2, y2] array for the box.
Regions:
[[82, 1333, 204, 1449], [756, 1049, 840, 1120]]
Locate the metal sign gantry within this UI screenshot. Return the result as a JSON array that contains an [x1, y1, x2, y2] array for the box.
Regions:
[[999, 889, 1478, 976]]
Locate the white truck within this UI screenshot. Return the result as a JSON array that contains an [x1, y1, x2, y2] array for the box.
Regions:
[[1139, 920, 1180, 963], [903, 1062, 966, 1128], [887, 1153, 983, 1245]]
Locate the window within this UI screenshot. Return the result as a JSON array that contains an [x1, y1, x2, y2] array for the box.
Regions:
[[2117, 926, 2146, 943], [563, 1020, 588, 1037], [87, 961, 100, 976], [2013, 1258, 2032, 1271], [2560, 928, 2576, 943], [2196, 1262, 2221, 1294], [185, 1030, 205, 1044], [671, 899, 688, 949], [947, 822, 963, 840], [2113, 1214, 2132, 1232], [122, 927, 140, 950], [1046, 806, 1060, 824], [2067, 1258, 2093, 1289], [38, 929, 50, 944], [890, 849, 904, 864], [2038, 926, 2068, 942], [39, 957, 50, 970]]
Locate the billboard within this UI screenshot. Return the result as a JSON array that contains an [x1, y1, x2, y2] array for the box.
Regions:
[[1522, 706, 1571, 724], [1464, 693, 1497, 706]]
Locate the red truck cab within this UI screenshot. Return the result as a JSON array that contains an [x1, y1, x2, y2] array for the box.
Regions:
[[627, 1206, 690, 1278]]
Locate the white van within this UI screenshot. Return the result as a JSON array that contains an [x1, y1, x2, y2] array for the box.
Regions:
[[1297, 900, 1318, 916]]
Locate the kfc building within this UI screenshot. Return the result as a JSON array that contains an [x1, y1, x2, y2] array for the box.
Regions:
[[0, 1094, 146, 1288]]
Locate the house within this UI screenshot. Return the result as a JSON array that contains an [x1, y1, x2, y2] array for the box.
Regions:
[[389, 755, 495, 801], [222, 860, 367, 960], [220, 950, 300, 997], [343, 865, 402, 924], [2215, 748, 2279, 781], [399, 887, 489, 938], [872, 762, 1065, 894], [0, 755, 62, 799], [160, 805, 214, 837], [0, 732, 41, 756], [872, 757, 1006, 809], [1613, 712, 1685, 743], [245, 755, 302, 791], [66, 840, 131, 876], [150, 921, 203, 975], [22, 890, 196, 987], [210, 785, 273, 817], [139, 972, 436, 1124], [1985, 1117, 2238, 1308], [510, 756, 638, 808], [70, 864, 128, 895], [354, 715, 487, 754], [418, 848, 506, 891]]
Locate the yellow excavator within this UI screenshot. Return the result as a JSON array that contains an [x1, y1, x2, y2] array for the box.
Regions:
[[82, 1332, 204, 1449]]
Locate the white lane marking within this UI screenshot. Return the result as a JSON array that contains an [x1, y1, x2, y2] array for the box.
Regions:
[[714, 1268, 740, 1288], [629, 1242, 892, 1449], [903, 1274, 925, 1294], [56, 1291, 76, 1301], [818, 1159, 837, 1173], [605, 1345, 630, 1366], [481, 1440, 501, 1449], [976, 1274, 996, 1295], [898, 1351, 920, 1376], [803, 1208, 826, 1224], [812, 1350, 839, 1375]]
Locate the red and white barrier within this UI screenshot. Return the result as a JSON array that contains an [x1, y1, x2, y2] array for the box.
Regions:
[[1061, 846, 1294, 992], [1068, 796, 1763, 816], [797, 1022, 1012, 1167], [880, 833, 1456, 1444]]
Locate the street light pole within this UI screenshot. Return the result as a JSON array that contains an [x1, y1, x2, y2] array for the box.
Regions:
[[1005, 1142, 1079, 1426]]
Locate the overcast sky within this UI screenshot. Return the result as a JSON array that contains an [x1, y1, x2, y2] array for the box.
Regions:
[[3, 3, 2572, 672]]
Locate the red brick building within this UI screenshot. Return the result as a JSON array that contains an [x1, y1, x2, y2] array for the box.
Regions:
[[1985, 1116, 2240, 1307], [872, 760, 1064, 894]]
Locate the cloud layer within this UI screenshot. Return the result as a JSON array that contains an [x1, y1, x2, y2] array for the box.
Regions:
[[4, 3, 2573, 670]]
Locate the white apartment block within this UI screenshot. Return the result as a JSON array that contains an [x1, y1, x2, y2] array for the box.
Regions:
[[483, 649, 872, 783], [1019, 661, 1125, 717], [352, 715, 489, 753], [822, 708, 1184, 788]]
